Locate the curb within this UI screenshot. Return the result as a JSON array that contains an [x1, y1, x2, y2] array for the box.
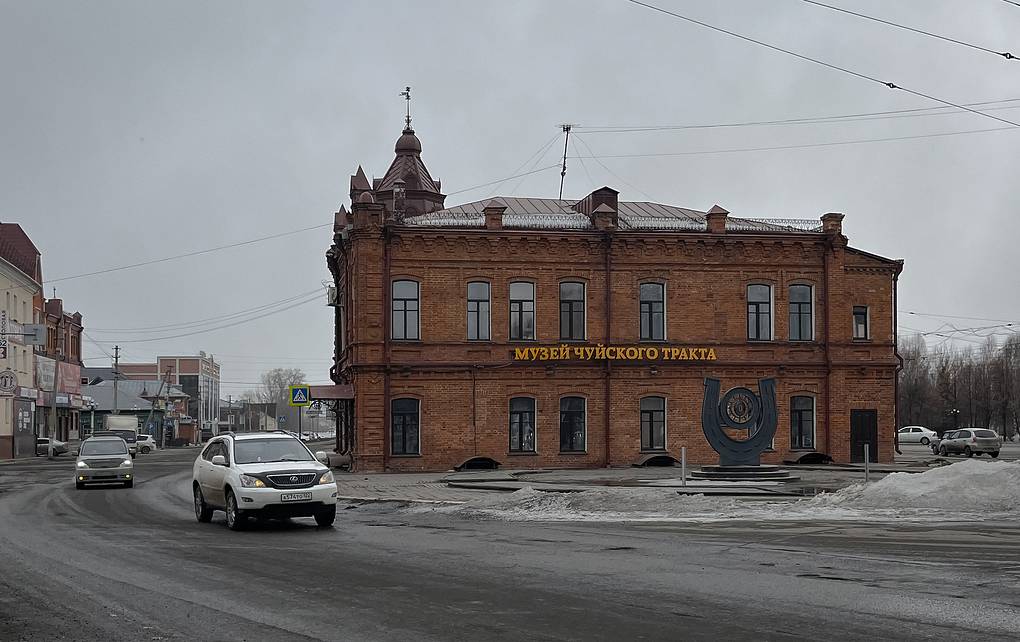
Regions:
[[337, 494, 467, 505]]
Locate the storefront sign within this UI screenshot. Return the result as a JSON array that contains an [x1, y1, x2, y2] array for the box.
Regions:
[[35, 355, 56, 391], [0, 310, 7, 359], [513, 345, 718, 362]]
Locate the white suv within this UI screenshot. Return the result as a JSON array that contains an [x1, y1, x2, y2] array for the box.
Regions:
[[137, 434, 158, 454], [191, 432, 338, 530]]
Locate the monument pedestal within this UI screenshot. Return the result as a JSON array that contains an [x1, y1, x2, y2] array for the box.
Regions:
[[690, 464, 799, 482]]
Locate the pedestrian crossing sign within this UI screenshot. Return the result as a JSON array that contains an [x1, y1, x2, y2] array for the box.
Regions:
[[289, 385, 311, 407]]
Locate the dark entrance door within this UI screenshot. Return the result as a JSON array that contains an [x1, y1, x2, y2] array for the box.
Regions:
[[850, 410, 878, 463]]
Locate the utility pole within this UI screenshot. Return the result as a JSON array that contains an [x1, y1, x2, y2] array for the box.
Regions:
[[558, 124, 574, 200], [47, 326, 63, 459], [112, 345, 120, 416]]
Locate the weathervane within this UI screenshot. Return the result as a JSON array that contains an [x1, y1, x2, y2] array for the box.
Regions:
[[399, 86, 412, 129]]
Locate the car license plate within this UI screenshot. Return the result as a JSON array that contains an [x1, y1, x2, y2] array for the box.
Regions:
[[281, 492, 312, 502]]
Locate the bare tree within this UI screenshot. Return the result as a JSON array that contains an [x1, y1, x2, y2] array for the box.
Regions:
[[256, 368, 307, 406]]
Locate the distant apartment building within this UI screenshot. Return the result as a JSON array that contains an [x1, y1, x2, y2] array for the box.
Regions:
[[36, 297, 85, 441], [119, 352, 220, 442], [0, 223, 43, 458]]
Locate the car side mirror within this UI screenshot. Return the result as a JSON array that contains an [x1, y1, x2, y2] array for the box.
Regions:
[[315, 451, 329, 465], [211, 454, 226, 466]]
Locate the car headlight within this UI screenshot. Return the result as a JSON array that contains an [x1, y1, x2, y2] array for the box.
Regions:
[[239, 474, 265, 488], [318, 470, 335, 485], [121, 459, 133, 467], [76, 461, 88, 468]]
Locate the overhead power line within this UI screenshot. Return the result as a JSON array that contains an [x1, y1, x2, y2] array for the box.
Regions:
[[447, 165, 561, 197], [1003, 0, 1020, 8], [801, 0, 1015, 60], [901, 310, 1018, 323], [573, 98, 1020, 132], [88, 287, 325, 333], [623, 0, 1020, 128], [569, 124, 1016, 158], [45, 223, 331, 285], [90, 291, 323, 344]]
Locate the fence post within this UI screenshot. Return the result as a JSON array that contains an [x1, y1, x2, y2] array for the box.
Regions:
[[681, 446, 687, 488], [864, 443, 871, 483]]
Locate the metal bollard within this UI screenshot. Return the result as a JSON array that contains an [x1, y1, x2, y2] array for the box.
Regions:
[[681, 446, 687, 488], [864, 443, 870, 483]]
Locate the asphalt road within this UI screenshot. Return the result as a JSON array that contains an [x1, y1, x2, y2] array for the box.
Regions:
[[895, 441, 1020, 464], [2, 449, 1020, 641]]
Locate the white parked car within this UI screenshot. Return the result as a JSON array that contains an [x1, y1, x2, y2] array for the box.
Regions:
[[897, 425, 938, 445], [136, 434, 158, 454], [191, 431, 337, 530]]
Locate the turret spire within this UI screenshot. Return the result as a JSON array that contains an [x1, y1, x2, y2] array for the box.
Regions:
[[399, 86, 412, 131]]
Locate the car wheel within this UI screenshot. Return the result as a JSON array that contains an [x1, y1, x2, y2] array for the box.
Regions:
[[124, 480, 134, 488], [939, 445, 948, 457], [991, 452, 1000, 458], [920, 437, 930, 445], [193, 484, 213, 523], [964, 446, 973, 458], [141, 446, 151, 454], [225, 490, 246, 531], [314, 505, 337, 527]]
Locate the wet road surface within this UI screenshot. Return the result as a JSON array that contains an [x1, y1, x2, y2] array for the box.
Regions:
[[2, 448, 1019, 641]]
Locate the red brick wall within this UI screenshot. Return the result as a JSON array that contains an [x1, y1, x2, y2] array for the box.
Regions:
[[336, 210, 901, 472]]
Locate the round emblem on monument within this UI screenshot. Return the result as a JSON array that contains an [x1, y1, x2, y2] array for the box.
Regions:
[[718, 387, 761, 431]]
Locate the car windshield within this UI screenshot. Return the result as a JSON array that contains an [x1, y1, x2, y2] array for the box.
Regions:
[[81, 440, 128, 456], [233, 438, 314, 464], [974, 430, 998, 438]]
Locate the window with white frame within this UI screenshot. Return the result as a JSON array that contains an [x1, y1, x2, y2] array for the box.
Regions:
[[853, 305, 869, 340], [467, 282, 490, 341], [509, 281, 535, 340], [559, 282, 585, 341], [747, 284, 772, 341], [392, 280, 420, 340], [640, 283, 665, 341], [789, 284, 813, 341]]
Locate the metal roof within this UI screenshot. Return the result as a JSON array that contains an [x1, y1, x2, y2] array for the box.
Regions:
[[403, 197, 823, 233]]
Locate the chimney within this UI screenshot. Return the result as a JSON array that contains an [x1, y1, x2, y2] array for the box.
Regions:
[[483, 199, 506, 230], [706, 205, 728, 234], [592, 203, 618, 230], [821, 212, 844, 236]]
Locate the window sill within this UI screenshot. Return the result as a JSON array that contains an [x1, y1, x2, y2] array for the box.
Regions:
[[639, 339, 668, 344], [391, 339, 422, 344], [507, 451, 538, 456], [747, 339, 774, 344], [640, 449, 668, 454], [509, 338, 538, 343], [789, 448, 816, 452], [852, 338, 871, 343], [558, 339, 587, 343], [558, 450, 588, 455], [389, 454, 421, 458]]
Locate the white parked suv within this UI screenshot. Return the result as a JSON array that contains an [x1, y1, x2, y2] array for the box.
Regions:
[[191, 431, 338, 530]]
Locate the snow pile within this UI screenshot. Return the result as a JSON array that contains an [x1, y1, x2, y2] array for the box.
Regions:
[[811, 460, 1020, 512], [451, 487, 749, 522], [426, 461, 1020, 523]]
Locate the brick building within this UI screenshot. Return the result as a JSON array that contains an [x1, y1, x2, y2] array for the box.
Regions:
[[326, 124, 903, 472], [119, 353, 220, 443]]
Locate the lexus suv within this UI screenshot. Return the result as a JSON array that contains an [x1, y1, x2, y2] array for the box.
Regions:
[[191, 432, 338, 530]]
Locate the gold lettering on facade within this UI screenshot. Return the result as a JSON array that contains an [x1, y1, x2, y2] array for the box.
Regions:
[[512, 345, 718, 361]]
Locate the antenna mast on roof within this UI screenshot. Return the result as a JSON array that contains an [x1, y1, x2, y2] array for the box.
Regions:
[[558, 124, 575, 200], [400, 86, 412, 130]]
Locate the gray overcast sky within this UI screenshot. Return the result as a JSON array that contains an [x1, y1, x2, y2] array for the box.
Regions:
[[3, 0, 1019, 393]]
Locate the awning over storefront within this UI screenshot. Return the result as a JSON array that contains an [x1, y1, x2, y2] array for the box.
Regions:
[[309, 384, 354, 400]]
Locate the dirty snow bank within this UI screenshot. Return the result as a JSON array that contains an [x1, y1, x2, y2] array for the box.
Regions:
[[813, 460, 1020, 511], [430, 461, 1020, 522]]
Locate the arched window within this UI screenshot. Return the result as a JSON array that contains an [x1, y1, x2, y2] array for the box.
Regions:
[[559, 397, 586, 452], [640, 396, 666, 451], [640, 283, 665, 341], [392, 280, 419, 340], [747, 284, 772, 341], [790, 396, 815, 450], [789, 284, 813, 341], [391, 398, 420, 455], [559, 282, 585, 340], [467, 282, 490, 341], [509, 397, 536, 453], [509, 281, 535, 340]]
